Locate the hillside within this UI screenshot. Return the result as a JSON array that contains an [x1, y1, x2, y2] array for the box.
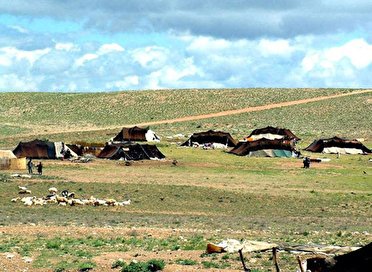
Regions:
[[0, 88, 370, 148], [0, 88, 371, 271]]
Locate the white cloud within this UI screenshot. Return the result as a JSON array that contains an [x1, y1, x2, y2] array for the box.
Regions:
[[73, 43, 124, 67], [258, 39, 294, 56], [74, 53, 98, 67], [302, 38, 372, 72], [55, 42, 78, 51], [131, 46, 169, 69], [0, 74, 40, 91], [0, 47, 50, 66], [143, 57, 199, 89], [186, 36, 231, 52], [106, 75, 140, 89], [97, 43, 124, 55]]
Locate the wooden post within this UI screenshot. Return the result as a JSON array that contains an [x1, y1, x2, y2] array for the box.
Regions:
[[272, 247, 281, 272], [238, 249, 250, 272]]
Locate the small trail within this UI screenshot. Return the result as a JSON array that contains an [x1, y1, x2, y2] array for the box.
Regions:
[[133, 89, 371, 127], [2, 89, 371, 139]]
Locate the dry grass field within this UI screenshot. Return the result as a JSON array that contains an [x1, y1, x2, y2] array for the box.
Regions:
[[0, 88, 371, 271]]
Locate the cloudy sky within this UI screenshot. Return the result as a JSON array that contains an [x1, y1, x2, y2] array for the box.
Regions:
[[1, 0, 372, 92]]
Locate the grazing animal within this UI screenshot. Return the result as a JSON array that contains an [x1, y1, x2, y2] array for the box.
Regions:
[[56, 195, 68, 204], [48, 187, 58, 194], [105, 198, 117, 206], [119, 199, 131, 206]]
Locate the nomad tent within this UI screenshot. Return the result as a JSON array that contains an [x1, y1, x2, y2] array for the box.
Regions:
[[181, 130, 237, 147], [245, 126, 301, 141], [13, 139, 79, 159], [111, 126, 160, 143], [98, 143, 165, 161], [229, 138, 296, 158], [0, 150, 26, 170], [305, 137, 371, 154]]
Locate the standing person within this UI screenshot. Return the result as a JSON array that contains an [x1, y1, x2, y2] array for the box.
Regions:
[[303, 157, 311, 168], [37, 162, 43, 175], [27, 158, 33, 174]]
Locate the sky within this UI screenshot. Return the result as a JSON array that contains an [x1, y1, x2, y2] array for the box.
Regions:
[[0, 0, 372, 92]]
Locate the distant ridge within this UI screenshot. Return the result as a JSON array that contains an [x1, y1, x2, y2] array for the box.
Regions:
[[131, 89, 371, 127]]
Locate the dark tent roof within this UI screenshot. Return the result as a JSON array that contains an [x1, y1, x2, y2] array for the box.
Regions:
[[13, 139, 56, 159], [247, 126, 301, 141], [181, 130, 237, 147], [229, 138, 295, 156], [331, 242, 372, 272], [98, 143, 165, 160], [305, 137, 371, 153], [112, 126, 149, 142], [66, 144, 84, 156]]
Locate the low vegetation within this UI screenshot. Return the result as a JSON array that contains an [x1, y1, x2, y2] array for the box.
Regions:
[[0, 88, 371, 271]]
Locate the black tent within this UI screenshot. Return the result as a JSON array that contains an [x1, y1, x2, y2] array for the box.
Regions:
[[246, 126, 301, 141], [305, 137, 371, 154], [229, 138, 296, 157], [181, 130, 237, 147], [98, 143, 165, 160], [13, 139, 56, 159]]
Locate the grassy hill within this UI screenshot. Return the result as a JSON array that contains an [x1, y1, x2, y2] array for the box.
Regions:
[[0, 88, 371, 271], [0, 88, 370, 148]]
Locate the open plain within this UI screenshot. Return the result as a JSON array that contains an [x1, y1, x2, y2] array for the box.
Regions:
[[0, 88, 371, 271]]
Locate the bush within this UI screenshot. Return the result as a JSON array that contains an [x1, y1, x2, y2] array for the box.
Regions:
[[112, 259, 126, 269], [78, 261, 95, 271], [121, 259, 165, 272]]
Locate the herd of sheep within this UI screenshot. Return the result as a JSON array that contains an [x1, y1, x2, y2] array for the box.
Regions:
[[11, 186, 131, 207]]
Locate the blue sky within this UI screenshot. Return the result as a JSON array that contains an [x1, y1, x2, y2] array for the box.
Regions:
[[0, 0, 372, 92]]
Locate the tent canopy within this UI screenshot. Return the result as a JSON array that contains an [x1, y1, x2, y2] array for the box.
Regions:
[[98, 143, 165, 160], [229, 138, 295, 157], [305, 137, 371, 154], [181, 130, 237, 147], [112, 126, 160, 142], [246, 126, 301, 141], [13, 139, 78, 159]]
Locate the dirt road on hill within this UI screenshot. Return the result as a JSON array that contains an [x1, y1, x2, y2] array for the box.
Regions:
[[2, 89, 371, 139], [132, 89, 371, 127]]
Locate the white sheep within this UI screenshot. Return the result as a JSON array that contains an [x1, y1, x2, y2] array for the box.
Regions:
[[118, 199, 131, 206], [24, 199, 33, 206], [48, 187, 58, 194], [33, 198, 45, 206], [21, 196, 34, 203]]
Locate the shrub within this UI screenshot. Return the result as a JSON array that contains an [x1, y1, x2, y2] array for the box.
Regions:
[[121, 259, 165, 272], [112, 259, 126, 269], [78, 261, 95, 271]]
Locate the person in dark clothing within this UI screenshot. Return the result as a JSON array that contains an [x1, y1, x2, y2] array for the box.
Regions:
[[303, 157, 311, 168], [27, 158, 33, 174], [36, 162, 43, 175]]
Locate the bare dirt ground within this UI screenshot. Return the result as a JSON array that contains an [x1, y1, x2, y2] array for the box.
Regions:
[[0, 225, 245, 271]]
